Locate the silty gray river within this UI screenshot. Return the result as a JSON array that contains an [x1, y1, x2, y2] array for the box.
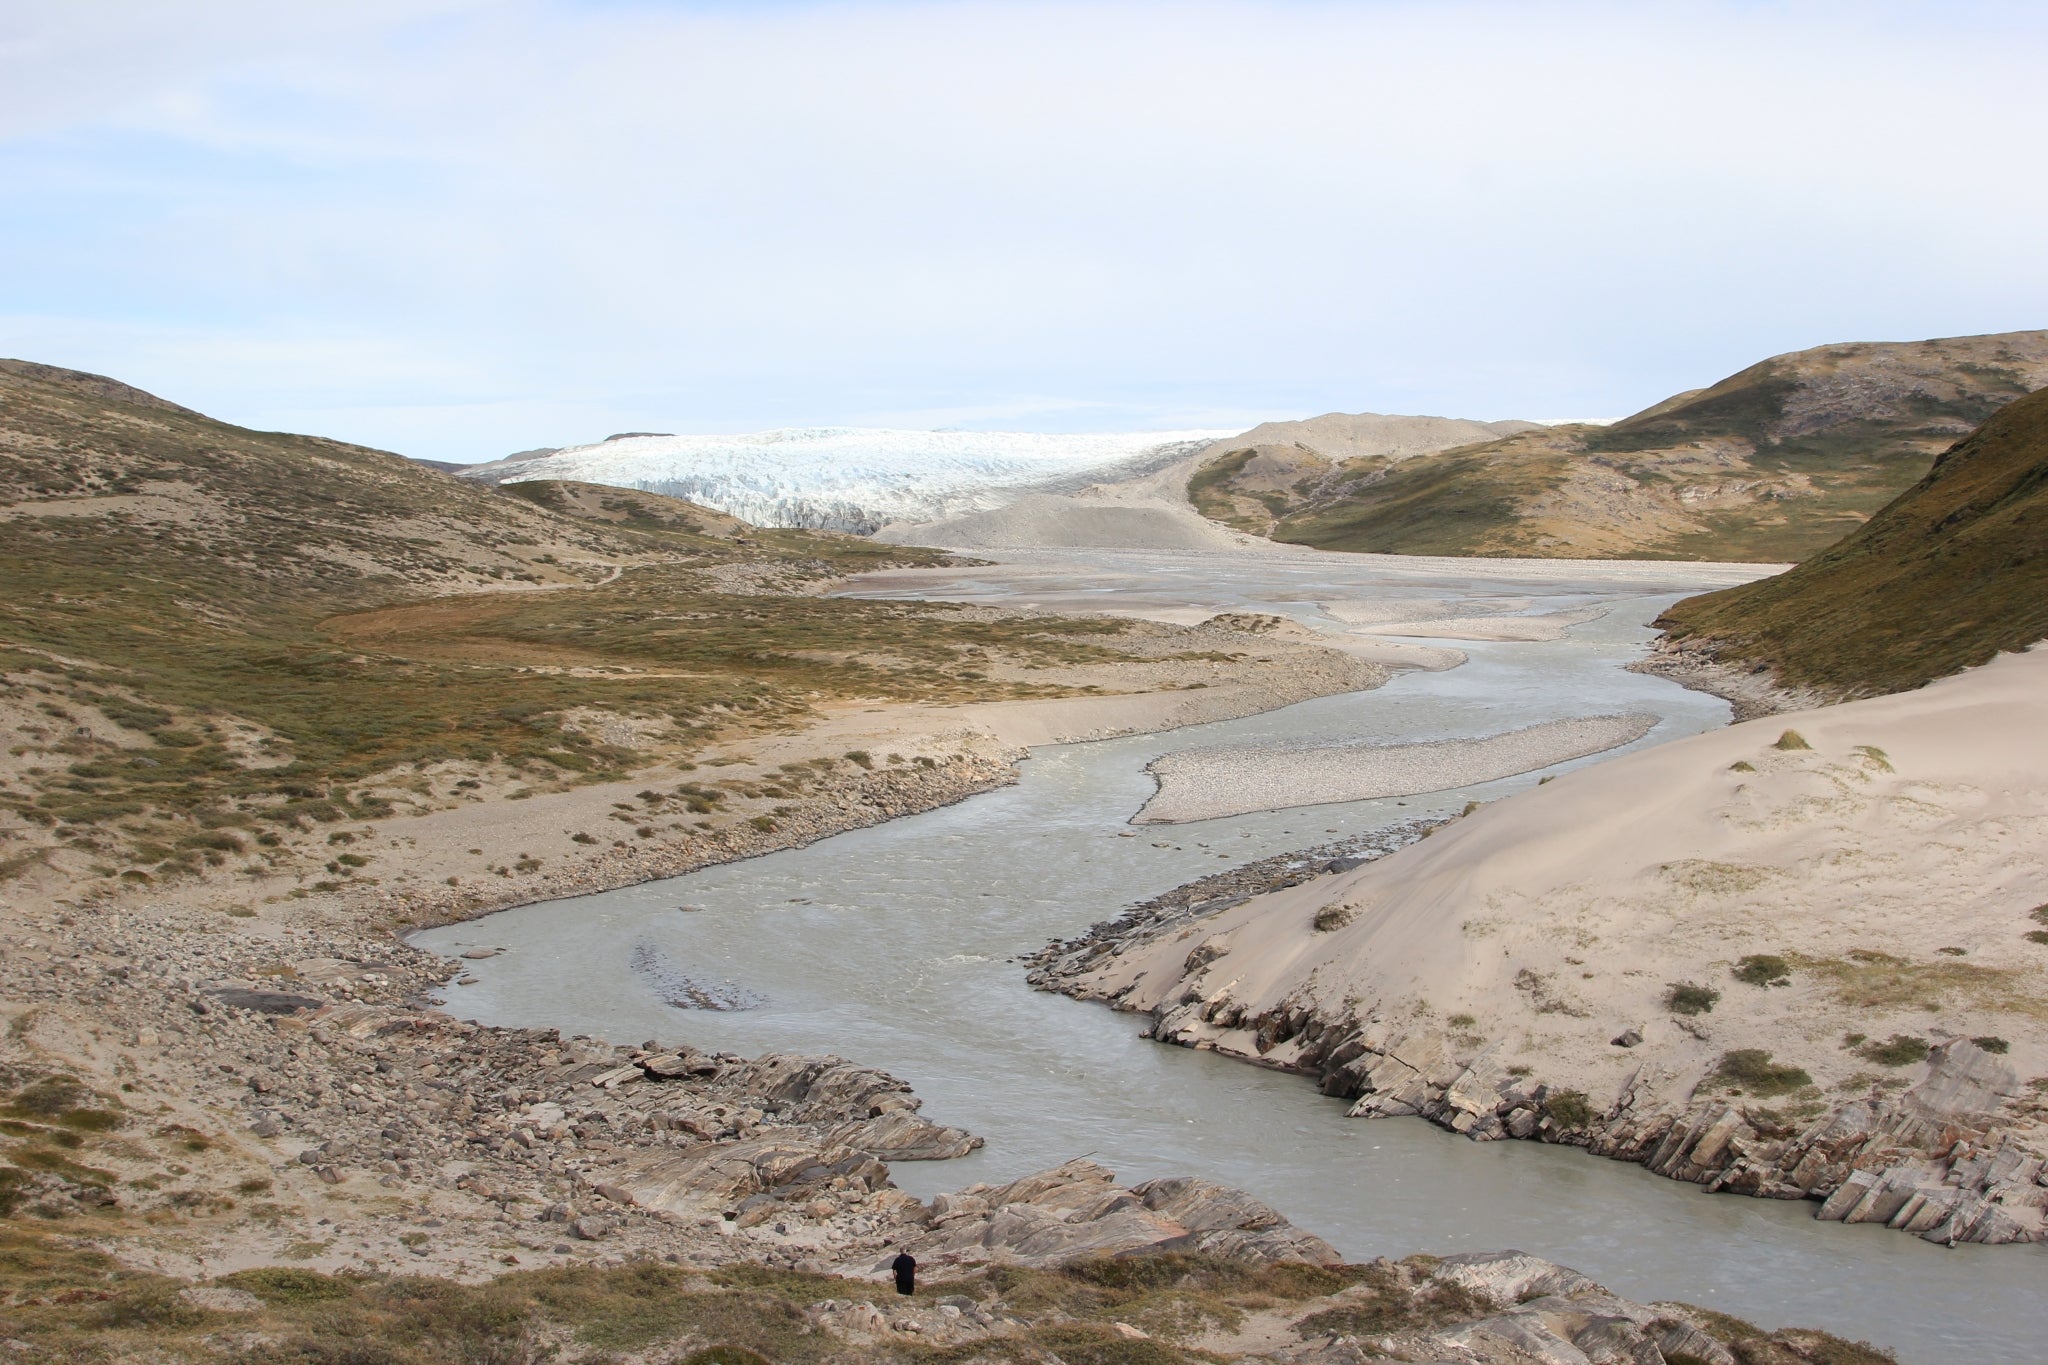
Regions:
[[417, 548, 2047, 1363]]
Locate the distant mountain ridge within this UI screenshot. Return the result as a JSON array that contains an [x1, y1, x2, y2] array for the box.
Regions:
[[1657, 383, 2048, 695], [1192, 330, 2048, 561], [459, 426, 1233, 534]]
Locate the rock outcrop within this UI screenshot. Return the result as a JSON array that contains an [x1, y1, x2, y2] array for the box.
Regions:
[[905, 1159, 1340, 1270]]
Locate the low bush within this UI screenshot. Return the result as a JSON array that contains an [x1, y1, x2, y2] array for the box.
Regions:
[[1711, 1049, 1812, 1097], [1293, 1261, 1492, 1340], [1859, 1034, 1931, 1067], [1731, 954, 1791, 987], [215, 1266, 354, 1304], [1666, 981, 1721, 1015], [1543, 1089, 1596, 1129]]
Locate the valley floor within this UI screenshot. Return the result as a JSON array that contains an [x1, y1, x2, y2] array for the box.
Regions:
[[0, 545, 1977, 1364]]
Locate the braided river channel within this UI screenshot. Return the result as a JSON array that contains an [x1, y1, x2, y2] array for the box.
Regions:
[[417, 548, 2048, 1363]]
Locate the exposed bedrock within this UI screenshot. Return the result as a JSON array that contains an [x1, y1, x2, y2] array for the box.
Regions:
[[1034, 916, 2048, 1247]]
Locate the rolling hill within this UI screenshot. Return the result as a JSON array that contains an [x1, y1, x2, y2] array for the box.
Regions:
[[1192, 331, 2048, 561], [0, 361, 1152, 893], [1655, 383, 2048, 695]]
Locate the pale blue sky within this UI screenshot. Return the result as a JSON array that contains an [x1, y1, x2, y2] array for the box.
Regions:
[[3, 1, 2045, 461]]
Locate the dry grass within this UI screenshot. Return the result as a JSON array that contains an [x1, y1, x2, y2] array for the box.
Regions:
[[1710, 1050, 1813, 1098], [0, 1219, 1901, 1365], [1662, 859, 1773, 896], [1290, 1258, 1493, 1339], [0, 362, 1149, 883], [0, 1238, 1373, 1365], [1791, 949, 2039, 1018]]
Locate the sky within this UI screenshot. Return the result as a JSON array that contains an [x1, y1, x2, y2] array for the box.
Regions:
[[2, 0, 2045, 463]]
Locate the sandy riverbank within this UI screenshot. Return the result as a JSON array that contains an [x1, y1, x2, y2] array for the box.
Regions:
[[1134, 713, 1659, 824], [1032, 645, 2048, 1246]]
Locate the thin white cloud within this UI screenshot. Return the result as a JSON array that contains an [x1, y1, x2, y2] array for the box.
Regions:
[[2, 1, 2045, 459]]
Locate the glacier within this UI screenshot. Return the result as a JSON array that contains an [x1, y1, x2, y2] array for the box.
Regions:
[[459, 426, 1235, 533]]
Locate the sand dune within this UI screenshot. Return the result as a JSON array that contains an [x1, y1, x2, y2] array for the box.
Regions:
[[1069, 645, 2048, 1114]]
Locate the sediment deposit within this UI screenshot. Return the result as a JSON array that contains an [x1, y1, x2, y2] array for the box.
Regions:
[[1134, 713, 1659, 824], [1034, 648, 2048, 1245]]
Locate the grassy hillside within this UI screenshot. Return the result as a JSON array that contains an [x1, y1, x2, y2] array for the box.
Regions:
[[1185, 413, 1539, 536], [1657, 385, 2048, 694], [0, 362, 1123, 890], [1196, 331, 2048, 561]]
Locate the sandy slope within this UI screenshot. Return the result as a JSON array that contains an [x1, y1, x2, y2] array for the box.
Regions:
[[874, 450, 1261, 551], [1063, 644, 2048, 1125], [1135, 713, 1659, 824]]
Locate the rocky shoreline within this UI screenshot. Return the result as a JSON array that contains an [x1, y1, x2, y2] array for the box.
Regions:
[[1028, 839, 2048, 1249], [0, 897, 1343, 1284], [0, 646, 1400, 1285], [1627, 636, 1827, 721], [13, 902, 1904, 1363], [1026, 819, 1449, 989]]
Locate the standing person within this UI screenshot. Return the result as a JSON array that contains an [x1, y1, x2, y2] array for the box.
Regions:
[[891, 1248, 916, 1296]]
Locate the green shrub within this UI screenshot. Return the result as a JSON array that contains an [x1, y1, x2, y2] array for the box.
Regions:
[[1773, 730, 1812, 751], [679, 1350, 773, 1365], [1971, 1036, 2010, 1054], [1731, 954, 1791, 987], [1543, 1089, 1595, 1129], [1711, 1049, 1812, 1097], [1666, 981, 1721, 1015], [1859, 1034, 1931, 1067], [216, 1266, 354, 1304]]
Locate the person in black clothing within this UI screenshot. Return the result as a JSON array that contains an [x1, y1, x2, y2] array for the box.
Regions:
[[891, 1249, 916, 1296]]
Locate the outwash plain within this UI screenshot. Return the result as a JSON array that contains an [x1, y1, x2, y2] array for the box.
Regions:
[[2, 338, 2045, 1363]]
